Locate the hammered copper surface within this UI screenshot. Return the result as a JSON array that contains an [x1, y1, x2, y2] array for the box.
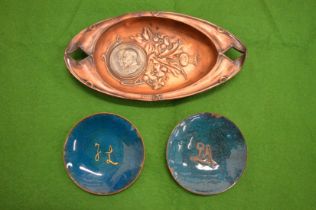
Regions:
[[64, 12, 247, 101]]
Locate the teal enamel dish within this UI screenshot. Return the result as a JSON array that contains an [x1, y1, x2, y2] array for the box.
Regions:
[[63, 113, 145, 195], [166, 113, 247, 195]]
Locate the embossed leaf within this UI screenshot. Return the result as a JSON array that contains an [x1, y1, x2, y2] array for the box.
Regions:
[[145, 43, 155, 54], [168, 67, 179, 77], [159, 40, 180, 57], [131, 34, 143, 43], [169, 41, 180, 54], [164, 37, 170, 45], [142, 27, 152, 41], [169, 60, 182, 69]]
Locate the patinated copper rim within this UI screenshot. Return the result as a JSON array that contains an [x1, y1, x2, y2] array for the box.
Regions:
[[62, 112, 145, 195], [165, 112, 248, 195]]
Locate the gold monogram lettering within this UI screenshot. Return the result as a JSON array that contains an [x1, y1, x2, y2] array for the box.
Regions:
[[190, 142, 218, 168], [94, 143, 119, 166], [105, 145, 119, 166], [95, 143, 101, 161]]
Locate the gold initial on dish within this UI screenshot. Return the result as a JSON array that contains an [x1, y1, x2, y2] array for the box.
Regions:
[[190, 142, 218, 168], [105, 145, 119, 166], [94, 143, 119, 166], [95, 143, 101, 161]]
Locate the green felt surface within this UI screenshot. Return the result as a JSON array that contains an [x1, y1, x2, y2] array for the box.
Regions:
[[0, 0, 315, 209]]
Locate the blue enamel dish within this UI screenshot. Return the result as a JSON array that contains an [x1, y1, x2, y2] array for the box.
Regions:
[[63, 113, 145, 195], [166, 113, 247, 195]]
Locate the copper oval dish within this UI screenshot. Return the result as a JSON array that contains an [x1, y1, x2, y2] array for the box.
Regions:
[[64, 12, 247, 101]]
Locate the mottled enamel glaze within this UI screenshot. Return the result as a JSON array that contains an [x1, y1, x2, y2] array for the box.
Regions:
[[63, 113, 144, 195], [167, 113, 247, 195]]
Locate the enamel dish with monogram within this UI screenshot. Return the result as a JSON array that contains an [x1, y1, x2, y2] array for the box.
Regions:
[[64, 12, 247, 101], [166, 113, 247, 195], [63, 113, 144, 195]]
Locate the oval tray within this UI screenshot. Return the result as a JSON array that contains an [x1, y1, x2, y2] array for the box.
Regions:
[[64, 12, 247, 101]]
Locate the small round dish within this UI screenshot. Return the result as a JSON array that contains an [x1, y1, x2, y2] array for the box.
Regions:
[[63, 113, 145, 195], [166, 113, 247, 195]]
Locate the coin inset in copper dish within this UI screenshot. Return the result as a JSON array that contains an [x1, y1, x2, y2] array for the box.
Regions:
[[107, 42, 147, 80], [64, 12, 247, 101]]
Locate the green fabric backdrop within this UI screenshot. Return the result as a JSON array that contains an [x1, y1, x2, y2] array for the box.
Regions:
[[0, 0, 315, 209]]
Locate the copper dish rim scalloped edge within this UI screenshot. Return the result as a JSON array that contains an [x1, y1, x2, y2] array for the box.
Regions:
[[62, 112, 146, 195], [165, 112, 248, 195], [64, 11, 247, 101]]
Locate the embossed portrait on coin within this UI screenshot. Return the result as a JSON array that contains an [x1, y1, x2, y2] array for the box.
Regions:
[[108, 43, 147, 79], [117, 49, 140, 74]]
